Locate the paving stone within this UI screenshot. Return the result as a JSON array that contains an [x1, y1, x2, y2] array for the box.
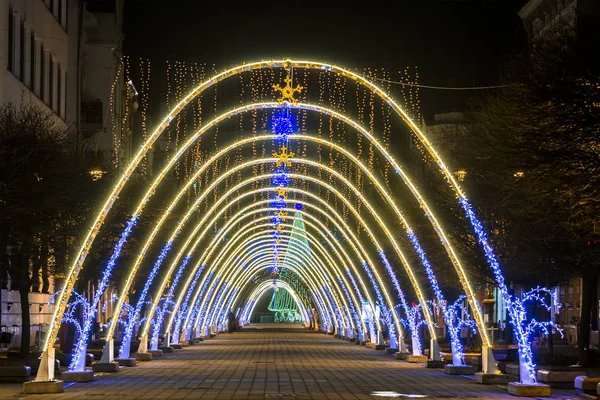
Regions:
[[2, 324, 578, 399]]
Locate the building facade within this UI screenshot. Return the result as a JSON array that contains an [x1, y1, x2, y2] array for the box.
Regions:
[[0, 0, 131, 350], [0, 0, 69, 121], [519, 0, 600, 41]]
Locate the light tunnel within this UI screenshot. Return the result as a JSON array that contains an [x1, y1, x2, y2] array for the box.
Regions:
[[239, 280, 311, 327], [37, 59, 529, 384]]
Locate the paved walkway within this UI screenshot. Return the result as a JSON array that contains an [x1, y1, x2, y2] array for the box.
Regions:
[[1, 324, 575, 399]]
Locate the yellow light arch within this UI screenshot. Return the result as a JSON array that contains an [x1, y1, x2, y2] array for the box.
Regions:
[[42, 60, 490, 360]]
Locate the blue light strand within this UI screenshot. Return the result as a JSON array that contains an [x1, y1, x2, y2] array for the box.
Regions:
[[241, 299, 254, 324], [171, 265, 205, 344], [70, 216, 138, 371], [218, 288, 238, 331], [399, 303, 429, 356], [315, 290, 332, 332], [185, 271, 215, 339], [60, 290, 90, 345], [150, 256, 191, 348], [378, 251, 421, 352], [460, 198, 559, 383], [327, 281, 353, 336], [206, 282, 230, 330], [195, 276, 220, 336], [337, 276, 363, 339], [119, 241, 173, 358], [405, 231, 466, 364], [322, 285, 344, 334], [442, 296, 477, 366], [362, 261, 398, 347], [101, 294, 119, 314], [345, 268, 372, 341]]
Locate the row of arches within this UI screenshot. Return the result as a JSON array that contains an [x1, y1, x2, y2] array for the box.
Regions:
[[35, 60, 529, 386]]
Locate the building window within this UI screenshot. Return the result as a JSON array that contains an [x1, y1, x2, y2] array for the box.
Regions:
[[30, 34, 35, 90], [7, 7, 14, 72], [40, 45, 45, 102], [57, 67, 62, 117], [48, 59, 54, 109], [19, 19, 25, 81]]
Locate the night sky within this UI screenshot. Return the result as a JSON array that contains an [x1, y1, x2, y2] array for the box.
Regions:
[[122, 0, 528, 119]]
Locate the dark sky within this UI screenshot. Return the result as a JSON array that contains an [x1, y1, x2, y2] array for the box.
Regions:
[[123, 0, 528, 117]]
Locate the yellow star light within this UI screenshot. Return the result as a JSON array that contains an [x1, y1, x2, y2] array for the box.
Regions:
[[275, 186, 289, 198], [273, 146, 295, 167], [276, 210, 288, 219], [272, 71, 303, 104]]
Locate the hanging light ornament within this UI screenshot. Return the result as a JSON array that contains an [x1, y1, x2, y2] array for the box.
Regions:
[[269, 67, 302, 273]]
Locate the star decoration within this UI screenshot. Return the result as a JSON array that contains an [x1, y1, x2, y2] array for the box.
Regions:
[[275, 210, 288, 219], [275, 186, 289, 198], [273, 146, 295, 167], [272, 72, 303, 105]]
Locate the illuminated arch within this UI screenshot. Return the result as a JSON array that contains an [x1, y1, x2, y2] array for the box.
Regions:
[[56, 103, 471, 357], [194, 228, 356, 335], [236, 280, 310, 326], [172, 221, 369, 343], [113, 131, 457, 353], [173, 207, 384, 340], [41, 60, 509, 375], [199, 240, 358, 337]]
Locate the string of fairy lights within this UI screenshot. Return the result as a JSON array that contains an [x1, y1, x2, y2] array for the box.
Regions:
[[126, 58, 422, 220], [270, 68, 301, 273]]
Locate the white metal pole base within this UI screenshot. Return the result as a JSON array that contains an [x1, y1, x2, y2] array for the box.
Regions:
[[93, 339, 119, 372], [474, 345, 509, 384], [137, 335, 148, 354], [481, 345, 499, 375], [425, 339, 446, 368]]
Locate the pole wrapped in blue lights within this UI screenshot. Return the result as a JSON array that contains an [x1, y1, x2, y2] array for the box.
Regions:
[[185, 271, 215, 339], [60, 290, 91, 353], [314, 290, 332, 332], [337, 276, 363, 339], [362, 261, 399, 347], [119, 241, 173, 358], [345, 268, 371, 341], [70, 216, 138, 371], [405, 231, 467, 365], [171, 265, 205, 344], [195, 276, 220, 336], [460, 198, 560, 383], [240, 298, 256, 325], [379, 251, 418, 352], [440, 296, 477, 366], [206, 282, 230, 331], [398, 302, 429, 356], [151, 255, 191, 349], [322, 284, 344, 335]]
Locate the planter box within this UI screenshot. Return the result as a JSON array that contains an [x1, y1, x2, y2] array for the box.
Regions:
[[508, 382, 551, 397]]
